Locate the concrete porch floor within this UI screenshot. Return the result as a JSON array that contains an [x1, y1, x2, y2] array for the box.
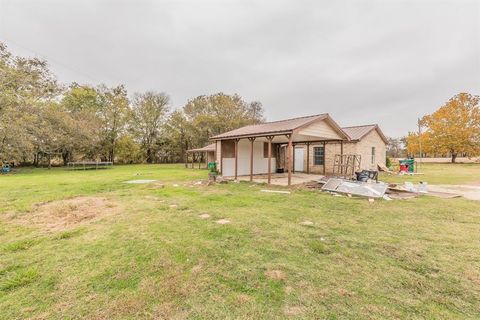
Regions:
[[235, 173, 324, 186]]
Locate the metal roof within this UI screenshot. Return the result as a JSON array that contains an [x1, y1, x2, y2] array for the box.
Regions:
[[187, 143, 216, 153], [210, 114, 344, 140], [341, 124, 388, 143]]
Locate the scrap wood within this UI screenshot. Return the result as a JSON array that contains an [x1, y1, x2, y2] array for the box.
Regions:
[[261, 189, 291, 194], [427, 191, 462, 199], [377, 163, 396, 174]]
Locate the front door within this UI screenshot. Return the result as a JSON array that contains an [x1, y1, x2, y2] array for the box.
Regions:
[[294, 148, 304, 172]]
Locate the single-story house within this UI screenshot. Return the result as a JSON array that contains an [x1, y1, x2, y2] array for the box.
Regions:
[[207, 114, 387, 186], [185, 143, 216, 168]]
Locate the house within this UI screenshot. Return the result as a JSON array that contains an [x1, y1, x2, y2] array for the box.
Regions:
[[185, 143, 216, 168], [208, 114, 387, 186]]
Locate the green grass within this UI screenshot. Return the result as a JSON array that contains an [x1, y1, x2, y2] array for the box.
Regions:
[[381, 163, 480, 185], [0, 164, 479, 319]]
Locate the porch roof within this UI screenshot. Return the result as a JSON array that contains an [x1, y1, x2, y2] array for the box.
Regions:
[[210, 114, 350, 142], [186, 143, 216, 153]]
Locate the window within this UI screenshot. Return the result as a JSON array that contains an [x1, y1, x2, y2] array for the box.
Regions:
[[313, 146, 324, 165], [371, 147, 376, 164], [221, 140, 235, 158]]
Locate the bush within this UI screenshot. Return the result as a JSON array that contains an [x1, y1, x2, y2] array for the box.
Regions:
[[386, 156, 392, 168]]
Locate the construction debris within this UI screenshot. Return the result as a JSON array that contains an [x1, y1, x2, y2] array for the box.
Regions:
[[260, 189, 291, 194], [124, 179, 157, 184], [322, 178, 388, 198]]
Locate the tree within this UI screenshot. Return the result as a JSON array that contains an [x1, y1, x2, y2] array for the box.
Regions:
[[183, 93, 264, 148], [386, 137, 405, 158], [421, 93, 480, 162], [130, 91, 170, 163], [60, 84, 102, 164], [405, 131, 433, 157], [0, 43, 59, 164], [164, 110, 195, 162], [96, 85, 130, 163]]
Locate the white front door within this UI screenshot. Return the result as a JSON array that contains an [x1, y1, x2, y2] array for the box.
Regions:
[[294, 148, 304, 172]]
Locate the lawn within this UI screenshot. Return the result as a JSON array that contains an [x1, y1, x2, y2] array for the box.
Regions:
[[381, 163, 480, 185], [0, 164, 479, 319]]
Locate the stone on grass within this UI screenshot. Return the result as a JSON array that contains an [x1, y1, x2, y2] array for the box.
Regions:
[[216, 219, 230, 225], [124, 179, 157, 184], [169, 204, 178, 209], [300, 220, 314, 226], [199, 213, 211, 219]]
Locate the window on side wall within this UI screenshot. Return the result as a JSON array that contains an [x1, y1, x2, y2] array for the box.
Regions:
[[313, 146, 324, 165], [371, 147, 376, 164]]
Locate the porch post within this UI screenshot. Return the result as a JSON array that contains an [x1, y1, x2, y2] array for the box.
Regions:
[[306, 142, 310, 174], [292, 143, 295, 174], [191, 152, 194, 168], [287, 134, 293, 186], [248, 137, 256, 181], [340, 141, 344, 175], [234, 139, 239, 180], [198, 152, 201, 169], [267, 136, 274, 184]]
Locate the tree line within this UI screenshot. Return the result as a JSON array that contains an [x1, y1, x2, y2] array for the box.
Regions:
[[0, 43, 264, 166]]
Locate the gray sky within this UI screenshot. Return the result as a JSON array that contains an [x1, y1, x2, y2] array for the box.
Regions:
[[1, 0, 479, 137]]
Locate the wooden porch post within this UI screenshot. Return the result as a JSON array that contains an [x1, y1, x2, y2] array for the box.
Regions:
[[287, 134, 293, 186], [306, 142, 310, 174], [267, 136, 274, 184], [292, 143, 295, 174], [234, 139, 239, 180], [191, 152, 194, 168], [340, 141, 344, 175], [248, 137, 255, 181], [198, 152, 201, 169]]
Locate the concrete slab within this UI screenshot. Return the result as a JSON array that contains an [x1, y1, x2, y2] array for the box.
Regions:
[[236, 173, 324, 186]]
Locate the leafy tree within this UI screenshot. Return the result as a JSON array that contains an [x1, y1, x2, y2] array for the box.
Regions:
[[96, 85, 130, 163], [183, 93, 264, 148], [405, 131, 433, 158], [115, 135, 144, 164], [130, 91, 170, 163], [420, 93, 480, 162], [0, 43, 59, 164], [386, 137, 405, 158], [60, 84, 102, 164]]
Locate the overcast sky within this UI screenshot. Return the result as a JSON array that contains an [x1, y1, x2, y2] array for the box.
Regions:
[[0, 0, 478, 137]]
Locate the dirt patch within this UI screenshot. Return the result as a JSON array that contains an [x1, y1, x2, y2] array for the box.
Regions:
[[265, 269, 287, 280], [283, 305, 304, 316], [7, 196, 119, 232]]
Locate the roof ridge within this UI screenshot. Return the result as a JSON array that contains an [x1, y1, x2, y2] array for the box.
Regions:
[[342, 123, 377, 129], [245, 113, 326, 127]]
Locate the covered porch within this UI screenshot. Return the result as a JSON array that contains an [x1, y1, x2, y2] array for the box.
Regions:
[[185, 143, 216, 169], [210, 114, 350, 186]]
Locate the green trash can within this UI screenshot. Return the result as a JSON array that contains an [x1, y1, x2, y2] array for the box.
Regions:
[[407, 159, 415, 172], [399, 159, 415, 173], [207, 162, 217, 172]]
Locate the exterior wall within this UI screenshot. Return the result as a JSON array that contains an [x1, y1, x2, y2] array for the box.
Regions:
[[297, 120, 342, 139], [207, 151, 215, 163], [354, 130, 386, 170], [218, 139, 276, 177], [301, 142, 355, 174], [295, 130, 387, 174]]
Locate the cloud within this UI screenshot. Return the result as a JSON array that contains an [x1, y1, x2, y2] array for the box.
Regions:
[[1, 0, 478, 136]]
